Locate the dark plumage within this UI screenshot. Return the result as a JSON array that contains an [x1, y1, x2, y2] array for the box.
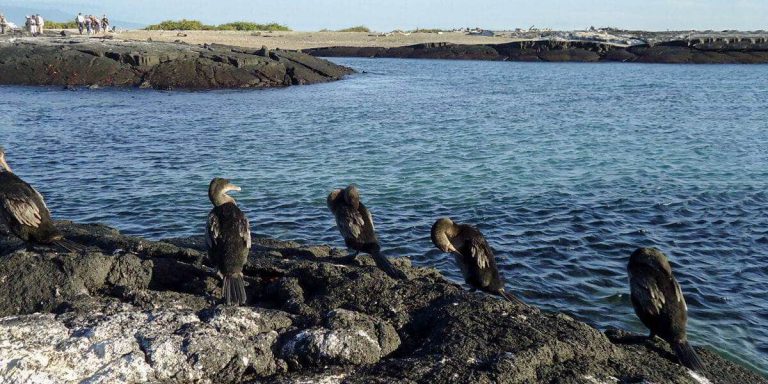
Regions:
[[327, 185, 406, 279], [628, 247, 704, 372], [206, 178, 251, 305], [0, 147, 83, 252], [431, 217, 525, 306]]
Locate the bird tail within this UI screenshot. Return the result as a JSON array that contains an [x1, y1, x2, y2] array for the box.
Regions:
[[498, 289, 527, 306], [673, 339, 705, 372], [371, 246, 407, 280], [222, 273, 247, 306], [53, 238, 87, 254]]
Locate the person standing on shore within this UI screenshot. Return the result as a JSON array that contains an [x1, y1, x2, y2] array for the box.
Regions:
[[92, 15, 100, 34], [84, 15, 91, 34], [26, 15, 37, 35], [101, 15, 109, 33], [35, 14, 44, 35], [76, 13, 85, 34], [0, 13, 7, 35]]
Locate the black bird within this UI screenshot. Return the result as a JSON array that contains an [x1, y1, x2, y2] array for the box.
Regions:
[[206, 178, 251, 305], [628, 247, 704, 372], [0, 147, 83, 253], [431, 217, 525, 306], [327, 185, 406, 279]]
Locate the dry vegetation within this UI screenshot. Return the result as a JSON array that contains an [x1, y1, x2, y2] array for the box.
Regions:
[[144, 19, 290, 31], [118, 30, 517, 50]]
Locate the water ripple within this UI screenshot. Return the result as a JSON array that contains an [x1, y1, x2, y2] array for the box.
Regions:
[[1, 59, 767, 375]]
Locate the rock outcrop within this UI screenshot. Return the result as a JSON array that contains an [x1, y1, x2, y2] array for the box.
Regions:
[[0, 37, 353, 89], [0, 222, 765, 383], [305, 37, 768, 64]]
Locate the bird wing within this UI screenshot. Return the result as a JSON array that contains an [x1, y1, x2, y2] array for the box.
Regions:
[[336, 207, 365, 240], [629, 272, 666, 316], [1, 195, 42, 228], [469, 236, 492, 270], [672, 278, 687, 311], [33, 189, 49, 211], [364, 207, 375, 232], [239, 215, 252, 250], [468, 236, 494, 287], [206, 211, 219, 250]]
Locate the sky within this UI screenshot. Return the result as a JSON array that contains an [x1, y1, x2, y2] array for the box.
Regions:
[[1, 0, 766, 31]]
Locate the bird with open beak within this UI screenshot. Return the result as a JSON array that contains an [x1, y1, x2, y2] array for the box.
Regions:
[[327, 184, 406, 280], [431, 217, 525, 305], [0, 146, 84, 253], [206, 177, 251, 305]]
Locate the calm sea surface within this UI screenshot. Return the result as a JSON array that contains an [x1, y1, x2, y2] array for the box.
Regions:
[[1, 58, 767, 375]]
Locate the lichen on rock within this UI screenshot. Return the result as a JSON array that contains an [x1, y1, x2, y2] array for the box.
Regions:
[[280, 308, 400, 368]]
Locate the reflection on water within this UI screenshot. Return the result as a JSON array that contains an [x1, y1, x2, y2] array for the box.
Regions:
[[1, 58, 767, 375]]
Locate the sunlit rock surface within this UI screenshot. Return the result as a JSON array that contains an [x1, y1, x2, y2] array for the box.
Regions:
[[0, 222, 765, 383], [0, 36, 353, 89]]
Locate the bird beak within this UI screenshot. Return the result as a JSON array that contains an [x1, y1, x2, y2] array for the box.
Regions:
[[438, 242, 458, 254], [224, 183, 241, 194]]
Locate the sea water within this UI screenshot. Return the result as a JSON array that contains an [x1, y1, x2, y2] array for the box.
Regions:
[[1, 58, 766, 375]]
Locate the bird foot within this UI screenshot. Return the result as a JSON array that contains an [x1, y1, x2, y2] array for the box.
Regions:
[[604, 329, 652, 345], [26, 245, 53, 254]]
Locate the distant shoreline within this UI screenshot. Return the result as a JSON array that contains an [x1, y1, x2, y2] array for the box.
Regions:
[[1, 29, 766, 90], [305, 39, 768, 64], [115, 29, 768, 64]]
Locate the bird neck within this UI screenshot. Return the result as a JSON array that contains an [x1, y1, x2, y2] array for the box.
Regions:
[[212, 194, 236, 207], [0, 158, 11, 173], [435, 228, 457, 253]]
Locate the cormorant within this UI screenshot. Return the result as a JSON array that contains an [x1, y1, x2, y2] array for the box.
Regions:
[[628, 247, 704, 372], [0, 147, 83, 253], [206, 177, 251, 305], [431, 217, 525, 305], [327, 185, 406, 280]]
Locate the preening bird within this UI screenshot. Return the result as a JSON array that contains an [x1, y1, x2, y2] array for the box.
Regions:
[[0, 146, 84, 253], [206, 177, 251, 305], [431, 217, 525, 306], [628, 247, 704, 372], [327, 185, 406, 280]]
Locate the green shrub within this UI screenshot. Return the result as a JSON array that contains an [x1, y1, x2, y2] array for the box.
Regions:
[[218, 22, 290, 31], [145, 19, 211, 31], [337, 26, 371, 33], [46, 21, 79, 29], [145, 20, 290, 31]]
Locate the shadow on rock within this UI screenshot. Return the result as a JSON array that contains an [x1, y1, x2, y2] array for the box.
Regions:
[[0, 222, 765, 383]]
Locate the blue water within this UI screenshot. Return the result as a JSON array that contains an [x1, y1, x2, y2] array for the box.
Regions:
[[1, 58, 767, 375]]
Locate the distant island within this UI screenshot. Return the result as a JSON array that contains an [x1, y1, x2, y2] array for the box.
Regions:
[[1, 26, 767, 91], [0, 34, 353, 89], [302, 28, 768, 64], [118, 27, 768, 64]]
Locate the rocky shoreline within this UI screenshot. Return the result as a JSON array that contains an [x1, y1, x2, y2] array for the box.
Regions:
[[305, 35, 768, 64], [0, 36, 353, 89], [0, 221, 765, 383]]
